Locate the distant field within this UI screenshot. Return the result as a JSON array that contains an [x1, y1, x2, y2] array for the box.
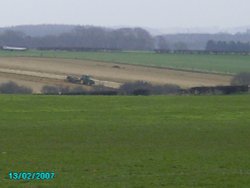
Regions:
[[1, 50, 250, 74], [1, 95, 250, 187]]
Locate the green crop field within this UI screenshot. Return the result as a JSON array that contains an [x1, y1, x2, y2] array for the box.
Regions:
[[1, 50, 250, 74], [1, 95, 250, 187]]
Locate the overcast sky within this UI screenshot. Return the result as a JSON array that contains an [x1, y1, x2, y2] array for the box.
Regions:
[[0, 0, 249, 28]]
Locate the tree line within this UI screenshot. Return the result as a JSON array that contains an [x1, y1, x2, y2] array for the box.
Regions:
[[159, 32, 250, 50], [206, 40, 250, 52], [0, 26, 154, 51], [1, 25, 250, 51]]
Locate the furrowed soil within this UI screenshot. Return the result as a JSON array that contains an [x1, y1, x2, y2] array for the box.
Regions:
[[0, 57, 232, 93]]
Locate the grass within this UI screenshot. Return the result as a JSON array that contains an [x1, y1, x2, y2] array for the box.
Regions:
[[0, 95, 250, 187], [1, 50, 250, 74]]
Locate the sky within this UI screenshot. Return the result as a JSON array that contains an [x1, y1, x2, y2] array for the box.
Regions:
[[0, 0, 249, 29]]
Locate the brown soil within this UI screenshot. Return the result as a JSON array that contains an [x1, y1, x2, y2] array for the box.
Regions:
[[0, 57, 232, 93]]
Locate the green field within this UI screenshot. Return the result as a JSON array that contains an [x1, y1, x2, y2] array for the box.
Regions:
[[1, 95, 250, 187], [1, 50, 250, 74]]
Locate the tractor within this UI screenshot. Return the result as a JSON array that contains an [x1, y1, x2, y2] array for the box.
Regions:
[[66, 75, 81, 84], [66, 75, 95, 86], [80, 75, 95, 86]]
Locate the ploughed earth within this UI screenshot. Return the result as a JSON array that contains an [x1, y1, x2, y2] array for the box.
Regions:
[[0, 57, 232, 93]]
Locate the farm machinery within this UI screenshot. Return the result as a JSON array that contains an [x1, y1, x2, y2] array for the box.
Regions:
[[66, 75, 95, 86]]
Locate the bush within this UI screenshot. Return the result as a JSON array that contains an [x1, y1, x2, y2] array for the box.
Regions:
[[41, 85, 89, 95], [41, 82, 181, 96], [119, 81, 181, 95], [231, 72, 250, 85], [41, 85, 70, 95], [132, 89, 150, 96], [41, 85, 60, 94], [152, 84, 181, 95], [88, 85, 117, 95], [0, 82, 33, 94], [188, 85, 249, 95], [70, 86, 87, 95], [119, 81, 152, 95]]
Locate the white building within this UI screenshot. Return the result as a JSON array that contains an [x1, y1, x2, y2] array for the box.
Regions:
[[2, 46, 27, 51]]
